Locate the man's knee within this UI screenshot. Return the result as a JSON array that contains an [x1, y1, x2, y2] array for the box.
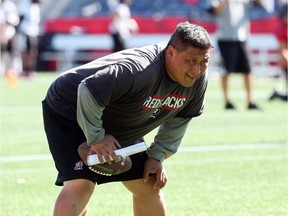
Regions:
[[54, 179, 95, 216], [62, 179, 95, 195], [123, 177, 162, 198]]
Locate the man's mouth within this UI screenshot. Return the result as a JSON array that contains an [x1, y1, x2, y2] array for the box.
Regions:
[[187, 74, 196, 79]]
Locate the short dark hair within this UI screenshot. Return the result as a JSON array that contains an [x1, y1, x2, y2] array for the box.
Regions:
[[167, 21, 213, 51]]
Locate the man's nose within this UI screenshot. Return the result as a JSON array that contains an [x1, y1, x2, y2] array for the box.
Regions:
[[192, 63, 201, 75]]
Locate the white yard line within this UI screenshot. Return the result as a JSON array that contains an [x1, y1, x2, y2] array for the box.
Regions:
[[0, 154, 52, 162], [0, 106, 41, 114], [0, 142, 286, 163], [167, 154, 286, 165], [177, 142, 287, 152]]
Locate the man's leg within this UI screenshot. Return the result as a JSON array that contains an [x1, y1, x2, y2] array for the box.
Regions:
[[244, 73, 262, 109], [244, 73, 253, 104], [122, 177, 167, 216], [221, 73, 237, 109], [221, 74, 229, 104], [54, 179, 95, 216]]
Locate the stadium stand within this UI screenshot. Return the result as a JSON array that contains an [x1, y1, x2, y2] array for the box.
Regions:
[[36, 0, 281, 74]]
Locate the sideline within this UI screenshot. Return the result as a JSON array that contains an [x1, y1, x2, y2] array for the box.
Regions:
[[0, 142, 286, 163], [178, 142, 287, 152]]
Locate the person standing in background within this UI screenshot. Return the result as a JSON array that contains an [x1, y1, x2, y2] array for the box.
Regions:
[[16, 0, 40, 77], [206, 0, 262, 110], [109, 0, 138, 52], [0, 0, 19, 77], [269, 2, 288, 101]]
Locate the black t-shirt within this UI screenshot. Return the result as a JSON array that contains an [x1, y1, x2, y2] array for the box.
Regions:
[[45, 43, 207, 146]]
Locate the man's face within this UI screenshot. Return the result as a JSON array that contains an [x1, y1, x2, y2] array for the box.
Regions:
[[165, 45, 211, 87]]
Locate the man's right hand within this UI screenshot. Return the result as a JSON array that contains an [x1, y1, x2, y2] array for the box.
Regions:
[[90, 134, 121, 164]]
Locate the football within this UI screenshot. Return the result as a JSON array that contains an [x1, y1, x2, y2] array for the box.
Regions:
[[78, 142, 132, 176]]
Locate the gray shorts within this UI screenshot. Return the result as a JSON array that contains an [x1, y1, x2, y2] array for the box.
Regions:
[[42, 100, 147, 186]]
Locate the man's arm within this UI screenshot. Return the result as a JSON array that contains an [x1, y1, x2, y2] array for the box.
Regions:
[[143, 116, 191, 189], [77, 83, 105, 146], [77, 83, 121, 163], [147, 116, 191, 162], [212, 0, 227, 15], [206, 0, 227, 15]]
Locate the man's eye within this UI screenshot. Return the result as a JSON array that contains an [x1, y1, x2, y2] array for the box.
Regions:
[[201, 59, 209, 65], [189, 59, 197, 64]]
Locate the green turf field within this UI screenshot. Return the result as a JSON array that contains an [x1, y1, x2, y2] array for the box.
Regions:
[[0, 73, 287, 215]]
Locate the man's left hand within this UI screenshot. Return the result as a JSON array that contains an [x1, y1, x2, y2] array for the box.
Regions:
[[143, 157, 167, 189]]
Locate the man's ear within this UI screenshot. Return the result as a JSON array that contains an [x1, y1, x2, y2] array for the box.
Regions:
[[167, 45, 175, 57]]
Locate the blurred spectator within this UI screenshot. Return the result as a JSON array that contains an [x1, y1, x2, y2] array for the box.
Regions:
[[0, 0, 20, 76], [16, 0, 40, 77], [269, 2, 288, 101], [206, 0, 263, 110], [108, 0, 138, 52]]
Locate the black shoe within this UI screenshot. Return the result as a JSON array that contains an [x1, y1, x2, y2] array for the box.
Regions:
[[225, 102, 236, 110], [279, 94, 288, 101], [248, 103, 261, 110], [269, 91, 279, 101], [269, 90, 288, 101]]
